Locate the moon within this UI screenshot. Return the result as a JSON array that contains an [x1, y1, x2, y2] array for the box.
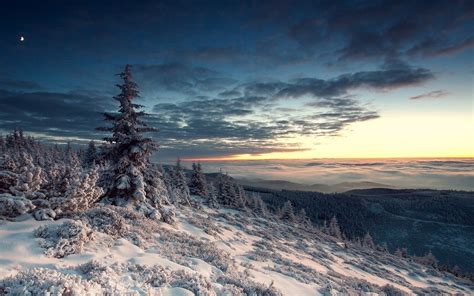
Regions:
[[20, 36, 25, 42]]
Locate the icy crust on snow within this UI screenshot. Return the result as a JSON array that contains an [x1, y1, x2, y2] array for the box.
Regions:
[[0, 200, 473, 295]]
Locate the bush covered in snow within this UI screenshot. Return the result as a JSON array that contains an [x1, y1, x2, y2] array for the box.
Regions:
[[0, 261, 216, 296], [0, 193, 35, 218], [33, 208, 56, 221], [34, 220, 95, 258], [78, 205, 162, 248], [217, 273, 283, 296], [0, 267, 101, 295], [189, 214, 222, 236], [158, 227, 235, 272]]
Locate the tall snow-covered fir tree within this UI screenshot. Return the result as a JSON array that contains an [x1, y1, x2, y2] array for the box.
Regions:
[[97, 65, 164, 208]]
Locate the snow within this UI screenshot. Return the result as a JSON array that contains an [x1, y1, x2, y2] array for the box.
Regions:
[[1, 202, 473, 295]]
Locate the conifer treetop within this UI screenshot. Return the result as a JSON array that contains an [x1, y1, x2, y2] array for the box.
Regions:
[[98, 65, 157, 147]]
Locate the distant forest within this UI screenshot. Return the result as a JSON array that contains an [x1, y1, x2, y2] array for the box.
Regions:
[[245, 185, 474, 272]]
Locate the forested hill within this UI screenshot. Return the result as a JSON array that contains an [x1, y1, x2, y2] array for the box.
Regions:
[[244, 185, 474, 273]]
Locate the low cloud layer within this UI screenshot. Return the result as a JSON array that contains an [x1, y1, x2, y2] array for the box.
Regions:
[[192, 158, 474, 191]]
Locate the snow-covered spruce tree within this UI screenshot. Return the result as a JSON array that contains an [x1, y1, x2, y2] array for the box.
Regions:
[[328, 216, 342, 239], [189, 162, 209, 197], [413, 251, 438, 269], [394, 247, 408, 258], [206, 181, 219, 208], [0, 134, 5, 151], [161, 165, 177, 202], [170, 158, 191, 205], [279, 200, 296, 222], [216, 173, 241, 208], [362, 232, 375, 249], [235, 183, 247, 207], [9, 152, 46, 200], [297, 208, 312, 228], [143, 163, 170, 207], [48, 165, 104, 217], [247, 192, 268, 217], [97, 65, 167, 214], [0, 154, 17, 194], [84, 140, 98, 167]]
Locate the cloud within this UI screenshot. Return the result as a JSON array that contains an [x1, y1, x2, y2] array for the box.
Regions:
[[133, 63, 237, 96], [408, 36, 474, 58], [0, 79, 43, 91], [149, 70, 388, 157], [193, 158, 474, 191], [218, 89, 241, 98], [0, 89, 113, 142], [0, 59, 435, 159], [409, 90, 449, 100], [282, 0, 474, 63], [242, 64, 433, 99]]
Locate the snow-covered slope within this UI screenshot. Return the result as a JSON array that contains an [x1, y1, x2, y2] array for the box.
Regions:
[[0, 197, 472, 295]]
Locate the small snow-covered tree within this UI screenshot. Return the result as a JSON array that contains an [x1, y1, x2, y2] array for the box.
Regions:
[[0, 134, 4, 151], [297, 208, 312, 228], [328, 216, 342, 239], [362, 232, 375, 249], [279, 200, 296, 222], [97, 65, 163, 210], [189, 162, 208, 197], [84, 140, 98, 167], [235, 184, 247, 207], [394, 247, 408, 258], [254, 195, 269, 218], [0, 155, 17, 193], [206, 181, 220, 208], [49, 166, 104, 216], [216, 173, 243, 208], [169, 158, 191, 206], [413, 251, 438, 269], [143, 163, 170, 207], [9, 152, 46, 199]]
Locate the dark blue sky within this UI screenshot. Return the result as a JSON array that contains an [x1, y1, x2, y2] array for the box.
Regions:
[[1, 0, 473, 159]]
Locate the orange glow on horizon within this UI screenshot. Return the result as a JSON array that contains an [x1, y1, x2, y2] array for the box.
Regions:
[[183, 111, 474, 162], [183, 154, 474, 162]]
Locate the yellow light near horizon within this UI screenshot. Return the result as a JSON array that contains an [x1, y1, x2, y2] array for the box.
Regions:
[[187, 112, 474, 161]]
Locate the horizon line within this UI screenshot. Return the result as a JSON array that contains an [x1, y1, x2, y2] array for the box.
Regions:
[[180, 156, 474, 162]]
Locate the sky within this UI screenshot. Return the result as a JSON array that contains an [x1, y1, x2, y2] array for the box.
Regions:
[[0, 0, 473, 161]]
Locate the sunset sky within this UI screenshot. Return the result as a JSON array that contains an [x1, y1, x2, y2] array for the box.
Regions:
[[0, 0, 473, 160]]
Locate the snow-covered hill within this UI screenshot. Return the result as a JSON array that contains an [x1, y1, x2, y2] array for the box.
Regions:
[[1, 197, 472, 295]]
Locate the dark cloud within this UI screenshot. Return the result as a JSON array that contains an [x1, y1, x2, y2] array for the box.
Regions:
[[149, 69, 387, 157], [408, 36, 474, 58], [218, 89, 241, 98], [133, 63, 237, 96], [242, 64, 433, 99], [409, 90, 449, 100], [0, 89, 112, 142], [281, 0, 474, 63], [147, 62, 434, 156], [0, 79, 43, 91]]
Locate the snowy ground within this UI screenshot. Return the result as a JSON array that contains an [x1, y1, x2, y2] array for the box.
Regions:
[[0, 197, 473, 295]]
